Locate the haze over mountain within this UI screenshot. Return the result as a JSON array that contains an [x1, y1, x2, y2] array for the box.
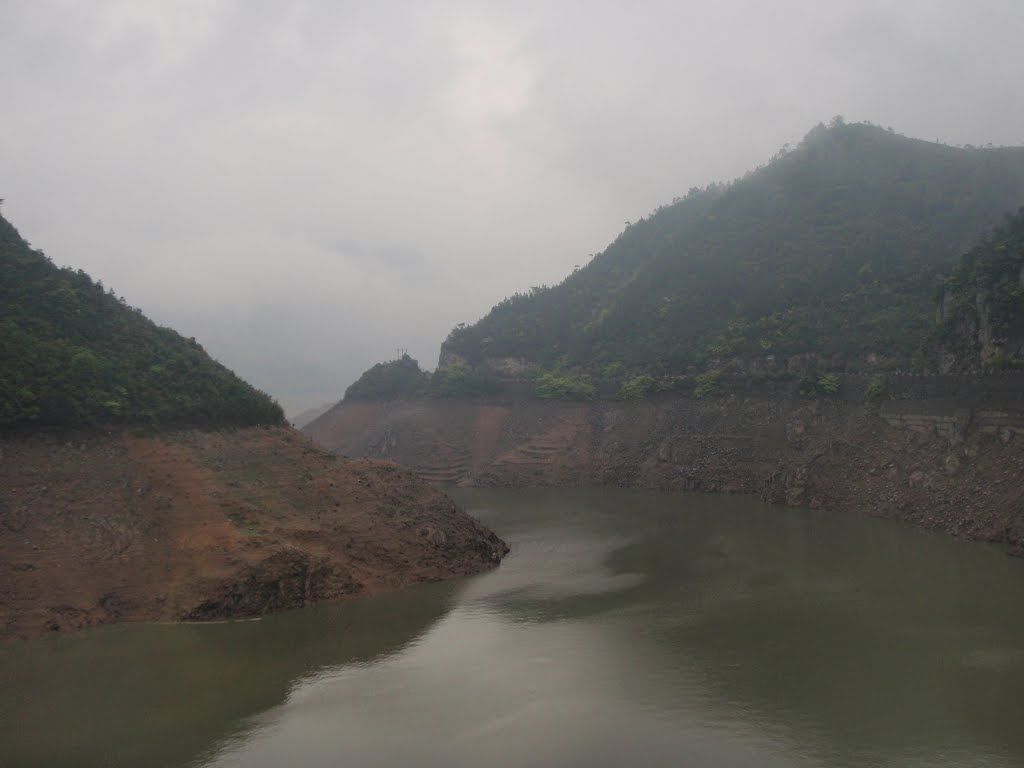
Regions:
[[0, 208, 507, 639], [0, 212, 283, 429], [288, 401, 338, 430], [442, 122, 1024, 376], [304, 134, 1024, 559], [932, 207, 1024, 372], [2, 1, 1024, 412]]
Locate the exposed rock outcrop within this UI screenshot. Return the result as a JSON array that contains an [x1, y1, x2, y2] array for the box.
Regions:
[[931, 208, 1024, 373], [304, 382, 1024, 554]]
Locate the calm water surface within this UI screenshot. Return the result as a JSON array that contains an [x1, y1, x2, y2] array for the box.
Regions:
[[3, 488, 1024, 767]]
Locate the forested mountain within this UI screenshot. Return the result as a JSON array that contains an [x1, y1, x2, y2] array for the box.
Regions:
[[932, 207, 1024, 372], [339, 353, 500, 402], [0, 211, 284, 428], [442, 121, 1024, 376], [343, 354, 428, 400]]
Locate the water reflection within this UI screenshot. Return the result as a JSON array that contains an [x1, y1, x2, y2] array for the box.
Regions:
[[0, 580, 460, 768], [3, 488, 1024, 768], [605, 494, 1024, 768], [454, 488, 1024, 768]]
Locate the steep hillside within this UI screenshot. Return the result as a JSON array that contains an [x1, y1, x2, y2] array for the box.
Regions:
[[932, 207, 1024, 372], [442, 122, 1024, 377], [0, 210, 507, 638], [0, 212, 283, 428], [0, 427, 507, 639], [306, 125, 1024, 554], [343, 354, 430, 400], [305, 379, 1024, 554], [289, 401, 336, 429]]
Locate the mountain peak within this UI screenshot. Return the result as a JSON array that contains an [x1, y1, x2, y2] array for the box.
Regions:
[[440, 124, 1024, 378]]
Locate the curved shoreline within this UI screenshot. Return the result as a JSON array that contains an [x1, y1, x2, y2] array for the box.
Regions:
[[0, 426, 508, 640]]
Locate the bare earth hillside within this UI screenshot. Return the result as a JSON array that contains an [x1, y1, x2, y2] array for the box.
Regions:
[[304, 381, 1024, 555], [0, 426, 507, 639]]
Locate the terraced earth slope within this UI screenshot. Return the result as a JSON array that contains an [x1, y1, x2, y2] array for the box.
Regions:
[[304, 378, 1024, 554]]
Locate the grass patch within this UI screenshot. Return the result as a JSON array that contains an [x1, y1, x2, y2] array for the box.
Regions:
[[227, 512, 265, 535]]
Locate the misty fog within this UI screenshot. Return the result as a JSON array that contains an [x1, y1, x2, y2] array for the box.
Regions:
[[2, 0, 1022, 414]]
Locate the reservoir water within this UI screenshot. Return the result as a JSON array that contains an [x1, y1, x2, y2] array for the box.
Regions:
[[2, 488, 1024, 767]]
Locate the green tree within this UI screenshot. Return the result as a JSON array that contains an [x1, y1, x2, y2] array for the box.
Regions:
[[0, 212, 284, 429]]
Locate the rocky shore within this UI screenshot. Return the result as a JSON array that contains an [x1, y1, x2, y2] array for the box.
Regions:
[[304, 383, 1024, 555]]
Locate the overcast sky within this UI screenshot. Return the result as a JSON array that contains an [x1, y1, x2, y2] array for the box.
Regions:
[[2, 1, 1023, 414]]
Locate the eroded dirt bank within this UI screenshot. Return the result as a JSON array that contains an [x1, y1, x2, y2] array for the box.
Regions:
[[0, 426, 507, 639], [304, 387, 1024, 553]]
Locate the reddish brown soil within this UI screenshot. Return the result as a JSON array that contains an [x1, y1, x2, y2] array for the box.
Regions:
[[0, 426, 507, 640]]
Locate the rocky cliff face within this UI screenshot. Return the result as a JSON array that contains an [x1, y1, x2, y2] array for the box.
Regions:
[[0, 426, 507, 639], [304, 381, 1024, 554], [935, 283, 1024, 373], [931, 208, 1024, 373]]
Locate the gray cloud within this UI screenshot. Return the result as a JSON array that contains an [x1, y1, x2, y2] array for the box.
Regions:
[[3, 0, 1023, 414]]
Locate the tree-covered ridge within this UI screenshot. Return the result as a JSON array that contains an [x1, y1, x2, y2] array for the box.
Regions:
[[344, 355, 428, 400], [343, 355, 500, 400], [443, 122, 1024, 376], [0, 212, 284, 428], [932, 207, 1024, 371]]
